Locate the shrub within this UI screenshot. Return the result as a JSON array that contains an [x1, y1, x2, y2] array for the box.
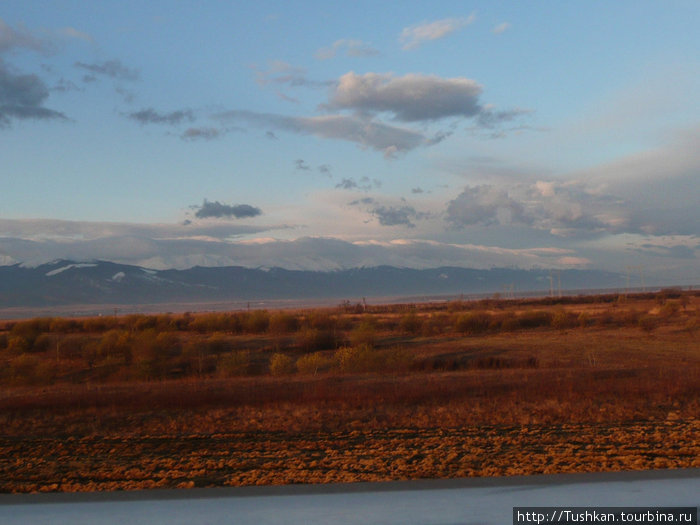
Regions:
[[244, 310, 270, 333], [296, 328, 336, 352], [182, 339, 216, 376], [517, 310, 552, 329], [335, 344, 376, 373], [349, 320, 377, 348], [6, 336, 31, 355], [97, 330, 132, 364], [659, 301, 680, 319], [551, 309, 576, 330], [454, 312, 492, 335], [399, 313, 423, 335], [335, 344, 410, 374], [305, 311, 337, 331], [269, 312, 300, 334], [48, 318, 80, 333], [296, 352, 332, 375], [269, 353, 295, 376], [638, 315, 658, 332], [577, 312, 591, 328], [205, 333, 230, 354], [219, 350, 251, 377]]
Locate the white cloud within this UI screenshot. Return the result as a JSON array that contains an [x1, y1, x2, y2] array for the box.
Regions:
[[492, 22, 511, 35], [400, 15, 476, 50]]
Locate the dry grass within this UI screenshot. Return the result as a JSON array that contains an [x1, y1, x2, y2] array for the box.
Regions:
[[0, 290, 698, 492]]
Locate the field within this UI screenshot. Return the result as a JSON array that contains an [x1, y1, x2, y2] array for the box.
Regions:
[[1, 290, 699, 493]]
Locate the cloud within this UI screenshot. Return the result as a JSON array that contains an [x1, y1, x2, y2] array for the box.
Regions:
[[193, 199, 262, 219], [328, 72, 483, 122], [0, 63, 67, 126], [253, 60, 330, 89], [315, 39, 379, 60], [127, 108, 194, 125], [216, 109, 426, 156], [75, 59, 139, 81], [350, 197, 428, 228], [446, 185, 530, 227], [57, 27, 93, 42], [318, 164, 332, 175], [476, 107, 532, 129], [492, 22, 511, 35], [335, 177, 381, 191], [0, 18, 46, 54], [400, 15, 475, 50], [181, 127, 222, 140], [634, 243, 697, 260], [295, 159, 311, 171], [411, 187, 424, 194]]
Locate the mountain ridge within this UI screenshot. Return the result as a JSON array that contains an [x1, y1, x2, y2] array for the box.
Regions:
[[0, 259, 630, 309]]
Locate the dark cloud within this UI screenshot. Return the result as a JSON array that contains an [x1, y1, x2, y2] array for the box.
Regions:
[[411, 187, 424, 194], [370, 204, 426, 228], [51, 78, 81, 92], [349, 197, 427, 227], [181, 127, 222, 141], [265, 131, 278, 140], [295, 159, 311, 171], [127, 108, 194, 125], [115, 87, 136, 103], [476, 108, 532, 129], [193, 199, 262, 219], [75, 59, 139, 81], [349, 197, 375, 206], [336, 176, 381, 191], [318, 164, 331, 175], [0, 64, 67, 126]]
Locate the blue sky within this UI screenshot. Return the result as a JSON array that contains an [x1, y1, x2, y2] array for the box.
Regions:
[[1, 1, 698, 284]]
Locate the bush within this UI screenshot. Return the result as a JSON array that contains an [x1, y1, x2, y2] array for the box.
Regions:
[[305, 312, 337, 331], [454, 312, 492, 335], [244, 310, 270, 333], [269, 353, 295, 376], [421, 313, 450, 336], [638, 315, 658, 332], [517, 310, 552, 329], [296, 352, 331, 375], [399, 313, 423, 335], [297, 328, 337, 352], [219, 350, 251, 376], [269, 312, 300, 334], [334, 344, 410, 374], [335, 344, 377, 373], [349, 320, 377, 348], [551, 309, 576, 330]]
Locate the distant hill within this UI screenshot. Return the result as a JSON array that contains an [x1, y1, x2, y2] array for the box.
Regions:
[[0, 260, 627, 309]]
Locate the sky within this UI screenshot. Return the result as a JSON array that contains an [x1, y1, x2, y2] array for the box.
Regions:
[[1, 1, 699, 284]]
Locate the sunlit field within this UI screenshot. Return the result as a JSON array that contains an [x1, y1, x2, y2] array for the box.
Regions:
[[1, 290, 698, 493]]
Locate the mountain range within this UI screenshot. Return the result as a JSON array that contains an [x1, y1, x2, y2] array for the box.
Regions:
[[0, 260, 628, 310]]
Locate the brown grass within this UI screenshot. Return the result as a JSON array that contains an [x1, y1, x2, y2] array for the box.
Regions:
[[0, 290, 698, 492]]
